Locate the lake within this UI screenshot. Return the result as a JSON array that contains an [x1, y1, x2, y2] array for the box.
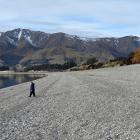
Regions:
[[0, 74, 44, 89]]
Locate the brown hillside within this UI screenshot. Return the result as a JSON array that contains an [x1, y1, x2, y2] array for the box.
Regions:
[[131, 48, 140, 64]]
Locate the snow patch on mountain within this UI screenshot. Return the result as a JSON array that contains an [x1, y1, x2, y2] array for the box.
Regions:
[[18, 29, 22, 40], [7, 36, 16, 46], [65, 34, 77, 39], [135, 37, 140, 42], [80, 37, 100, 42], [114, 39, 119, 48], [64, 34, 98, 42], [105, 39, 111, 42], [26, 36, 36, 47], [27, 36, 33, 45], [133, 37, 140, 45], [137, 38, 140, 42]]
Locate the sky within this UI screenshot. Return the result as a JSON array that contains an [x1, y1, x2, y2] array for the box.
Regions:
[[0, 0, 140, 37]]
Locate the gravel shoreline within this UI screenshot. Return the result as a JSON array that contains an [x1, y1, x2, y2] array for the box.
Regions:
[[1, 65, 140, 139]]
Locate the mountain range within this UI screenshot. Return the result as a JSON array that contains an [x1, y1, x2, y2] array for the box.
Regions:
[[0, 28, 140, 68]]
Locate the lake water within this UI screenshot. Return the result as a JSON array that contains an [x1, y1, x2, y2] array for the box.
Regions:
[[0, 74, 44, 89]]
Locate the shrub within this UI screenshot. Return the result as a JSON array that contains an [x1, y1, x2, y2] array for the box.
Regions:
[[86, 57, 98, 65]]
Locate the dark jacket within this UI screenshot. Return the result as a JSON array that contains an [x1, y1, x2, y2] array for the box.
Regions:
[[30, 82, 35, 92]]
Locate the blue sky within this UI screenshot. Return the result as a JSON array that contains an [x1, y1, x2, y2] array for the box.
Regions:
[[0, 0, 140, 37]]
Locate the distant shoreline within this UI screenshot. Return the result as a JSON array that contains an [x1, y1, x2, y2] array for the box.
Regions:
[[0, 71, 48, 75]]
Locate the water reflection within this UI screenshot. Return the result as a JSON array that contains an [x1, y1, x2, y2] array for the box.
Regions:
[[0, 74, 44, 89]]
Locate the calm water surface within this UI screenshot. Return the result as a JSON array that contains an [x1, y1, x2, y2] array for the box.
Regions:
[[0, 74, 44, 89]]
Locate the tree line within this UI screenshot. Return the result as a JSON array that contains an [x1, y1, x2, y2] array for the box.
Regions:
[[24, 61, 77, 71]]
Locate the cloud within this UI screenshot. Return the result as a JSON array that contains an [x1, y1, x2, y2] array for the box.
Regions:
[[0, 0, 140, 37]]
